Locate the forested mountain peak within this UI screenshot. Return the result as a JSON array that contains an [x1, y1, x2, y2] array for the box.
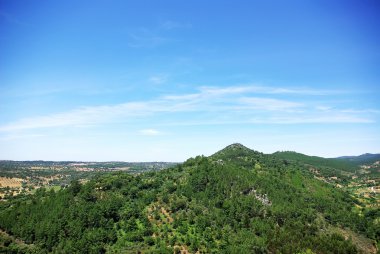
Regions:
[[222, 143, 249, 150], [211, 143, 262, 160]]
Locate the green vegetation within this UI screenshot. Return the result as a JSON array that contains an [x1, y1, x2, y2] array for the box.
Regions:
[[0, 161, 175, 200], [273, 151, 358, 172], [273, 149, 379, 219], [337, 154, 380, 166], [0, 144, 378, 253]]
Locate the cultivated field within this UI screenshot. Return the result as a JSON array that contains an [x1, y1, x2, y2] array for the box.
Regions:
[[0, 177, 23, 188]]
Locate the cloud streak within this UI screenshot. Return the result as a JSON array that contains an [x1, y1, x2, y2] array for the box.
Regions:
[[159, 20, 192, 30], [149, 75, 168, 84], [249, 116, 374, 124], [139, 129, 162, 136], [128, 32, 169, 48], [0, 85, 376, 132], [238, 97, 303, 111]]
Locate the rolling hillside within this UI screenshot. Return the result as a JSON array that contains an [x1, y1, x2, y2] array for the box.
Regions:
[[336, 153, 380, 165], [0, 144, 378, 253], [273, 151, 358, 172]]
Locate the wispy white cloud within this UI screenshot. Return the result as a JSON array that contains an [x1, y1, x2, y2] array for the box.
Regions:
[[199, 85, 341, 96], [139, 129, 162, 136], [0, 84, 70, 98], [249, 116, 374, 124], [340, 109, 380, 114], [163, 93, 200, 101], [316, 106, 333, 111], [0, 133, 46, 141], [159, 20, 192, 30], [263, 87, 340, 95], [239, 97, 303, 111], [162, 85, 334, 102], [0, 85, 376, 132], [199, 86, 256, 96], [0, 102, 153, 132], [149, 75, 168, 84], [127, 19, 191, 48], [128, 31, 169, 48]]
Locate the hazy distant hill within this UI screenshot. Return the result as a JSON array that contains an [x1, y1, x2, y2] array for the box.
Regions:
[[0, 144, 378, 253], [335, 153, 380, 165], [273, 151, 358, 172]]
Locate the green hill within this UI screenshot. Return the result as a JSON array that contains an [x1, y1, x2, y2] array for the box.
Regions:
[[211, 143, 261, 158], [272, 151, 362, 182], [273, 151, 358, 171], [0, 144, 378, 253], [336, 153, 380, 165]]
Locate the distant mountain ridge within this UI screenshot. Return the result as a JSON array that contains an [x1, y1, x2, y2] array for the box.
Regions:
[[272, 151, 358, 172], [212, 144, 379, 173], [335, 153, 380, 165]]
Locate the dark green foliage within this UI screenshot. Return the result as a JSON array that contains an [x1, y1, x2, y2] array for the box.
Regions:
[[336, 153, 380, 165], [0, 144, 377, 253], [273, 151, 358, 172]]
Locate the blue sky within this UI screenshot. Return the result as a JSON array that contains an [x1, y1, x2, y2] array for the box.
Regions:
[[0, 0, 379, 161]]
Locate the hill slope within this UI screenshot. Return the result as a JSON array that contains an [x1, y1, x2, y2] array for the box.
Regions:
[[0, 144, 378, 253], [273, 151, 358, 171], [336, 153, 380, 165]]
